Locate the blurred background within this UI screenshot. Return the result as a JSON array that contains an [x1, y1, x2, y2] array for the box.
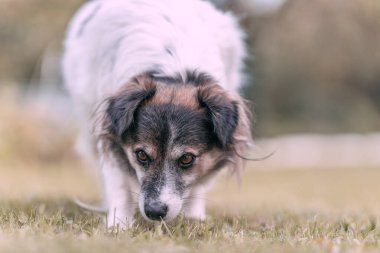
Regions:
[[0, 0, 380, 203]]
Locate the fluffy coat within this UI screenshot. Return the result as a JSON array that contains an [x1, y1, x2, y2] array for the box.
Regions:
[[63, 0, 250, 228]]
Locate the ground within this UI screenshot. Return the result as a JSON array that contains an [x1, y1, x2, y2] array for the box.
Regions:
[[1, 165, 380, 253], [1, 93, 380, 253]]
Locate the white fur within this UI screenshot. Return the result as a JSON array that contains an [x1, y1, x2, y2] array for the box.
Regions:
[[183, 186, 207, 220], [98, 141, 138, 229], [64, 0, 245, 106], [63, 0, 246, 229], [156, 171, 183, 220]]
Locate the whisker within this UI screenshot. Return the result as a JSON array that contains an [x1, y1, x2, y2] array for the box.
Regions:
[[181, 196, 217, 205]]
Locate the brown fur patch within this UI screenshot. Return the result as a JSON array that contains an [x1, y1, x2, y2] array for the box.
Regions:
[[149, 84, 199, 109]]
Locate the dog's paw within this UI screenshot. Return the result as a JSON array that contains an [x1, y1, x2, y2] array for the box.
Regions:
[[186, 214, 206, 221], [184, 208, 206, 221]]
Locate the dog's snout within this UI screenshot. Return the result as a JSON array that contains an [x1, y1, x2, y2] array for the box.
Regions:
[[144, 201, 168, 220]]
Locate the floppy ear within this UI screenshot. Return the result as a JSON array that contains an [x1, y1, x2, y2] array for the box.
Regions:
[[198, 84, 239, 149], [106, 74, 156, 138]]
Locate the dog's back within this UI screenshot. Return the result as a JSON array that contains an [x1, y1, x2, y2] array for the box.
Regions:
[[63, 0, 245, 107]]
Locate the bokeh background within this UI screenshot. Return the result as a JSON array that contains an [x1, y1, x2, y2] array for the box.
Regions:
[[1, 0, 380, 134], [2, 2, 380, 252], [1, 0, 380, 204]]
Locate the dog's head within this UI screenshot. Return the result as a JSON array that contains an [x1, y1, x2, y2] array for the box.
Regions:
[[100, 72, 251, 221]]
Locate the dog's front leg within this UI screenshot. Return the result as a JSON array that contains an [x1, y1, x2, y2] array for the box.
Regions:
[[101, 152, 136, 230], [183, 187, 206, 220]]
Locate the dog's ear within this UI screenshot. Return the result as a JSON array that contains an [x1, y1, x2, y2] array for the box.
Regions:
[[106, 74, 156, 138], [197, 84, 239, 149]]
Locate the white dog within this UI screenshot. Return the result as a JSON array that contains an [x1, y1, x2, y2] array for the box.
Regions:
[[63, 0, 251, 229]]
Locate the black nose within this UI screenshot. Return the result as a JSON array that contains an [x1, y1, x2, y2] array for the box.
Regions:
[[144, 201, 168, 220]]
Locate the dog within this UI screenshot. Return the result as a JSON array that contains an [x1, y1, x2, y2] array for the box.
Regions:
[[63, 0, 252, 229]]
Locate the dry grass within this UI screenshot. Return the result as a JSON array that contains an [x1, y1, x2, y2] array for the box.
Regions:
[[1, 168, 380, 253], [1, 92, 380, 253]]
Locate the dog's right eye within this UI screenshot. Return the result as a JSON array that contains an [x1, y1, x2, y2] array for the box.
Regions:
[[136, 150, 150, 165], [178, 153, 195, 169]]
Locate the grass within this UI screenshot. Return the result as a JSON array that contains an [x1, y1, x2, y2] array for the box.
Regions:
[[0, 204, 378, 253], [1, 167, 380, 253], [1, 92, 380, 252]]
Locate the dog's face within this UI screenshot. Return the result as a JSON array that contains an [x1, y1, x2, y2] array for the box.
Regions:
[[103, 73, 246, 221]]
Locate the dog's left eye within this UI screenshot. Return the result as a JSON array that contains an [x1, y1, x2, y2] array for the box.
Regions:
[[136, 150, 150, 165], [178, 154, 195, 168]]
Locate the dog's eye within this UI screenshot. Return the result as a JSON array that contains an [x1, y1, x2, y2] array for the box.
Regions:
[[136, 150, 150, 165], [178, 154, 195, 168]]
